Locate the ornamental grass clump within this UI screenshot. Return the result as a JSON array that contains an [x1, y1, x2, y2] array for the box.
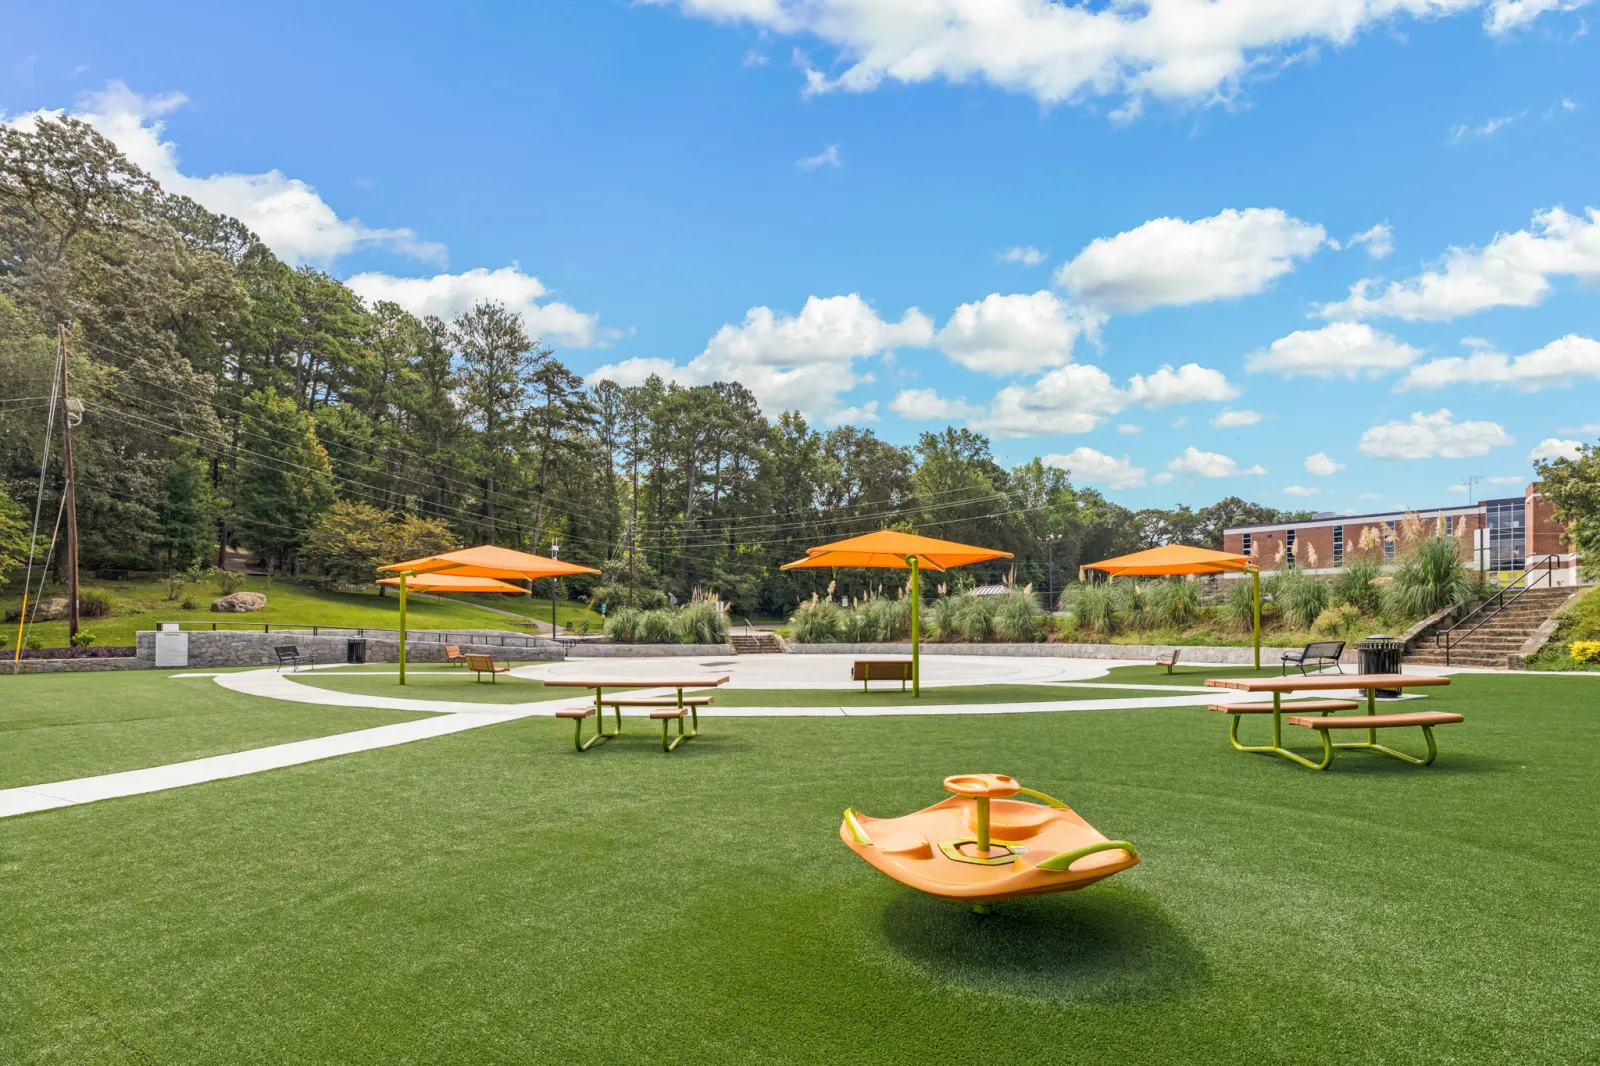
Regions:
[[1070, 582, 1118, 637], [1311, 602, 1363, 639], [678, 597, 729, 644], [993, 586, 1044, 642], [1110, 579, 1154, 630], [788, 596, 844, 644], [953, 593, 996, 642], [637, 608, 679, 644], [1274, 569, 1331, 630], [603, 606, 643, 643], [1385, 536, 1478, 620], [1332, 561, 1384, 615], [1152, 578, 1202, 628], [1224, 577, 1259, 632], [929, 594, 964, 641]]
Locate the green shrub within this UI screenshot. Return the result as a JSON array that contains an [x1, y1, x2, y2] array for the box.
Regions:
[[993, 587, 1044, 642], [788, 598, 844, 644], [928, 595, 963, 641], [1153, 578, 1202, 627], [69, 631, 97, 647], [1385, 536, 1478, 619], [636, 609, 678, 644], [25, 636, 42, 651], [1110, 580, 1154, 629], [217, 570, 247, 595], [1070, 583, 1118, 637], [181, 597, 200, 611], [1224, 577, 1259, 632], [1053, 613, 1079, 642], [77, 589, 113, 618], [1332, 561, 1383, 615], [603, 606, 643, 643], [678, 601, 729, 644], [1572, 640, 1600, 664], [1275, 570, 1331, 630], [1310, 602, 1362, 638]]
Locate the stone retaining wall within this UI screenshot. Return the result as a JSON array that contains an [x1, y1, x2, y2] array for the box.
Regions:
[[3, 657, 155, 674], [564, 643, 735, 658], [786, 642, 1356, 665], [134, 630, 564, 668]]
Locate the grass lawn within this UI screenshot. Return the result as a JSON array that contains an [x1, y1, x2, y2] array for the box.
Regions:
[[429, 591, 603, 631], [715, 682, 1183, 706], [0, 672, 431, 789], [289, 668, 564, 705], [3, 576, 539, 648], [2, 673, 1597, 1064]]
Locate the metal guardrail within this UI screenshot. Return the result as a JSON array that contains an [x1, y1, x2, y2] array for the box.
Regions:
[[1433, 554, 1560, 665], [155, 622, 552, 650]]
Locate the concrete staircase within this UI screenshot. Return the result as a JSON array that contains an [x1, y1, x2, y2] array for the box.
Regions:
[[1405, 586, 1576, 668], [730, 631, 784, 654]]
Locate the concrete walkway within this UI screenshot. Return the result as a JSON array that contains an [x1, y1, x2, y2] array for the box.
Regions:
[[0, 655, 1326, 820]]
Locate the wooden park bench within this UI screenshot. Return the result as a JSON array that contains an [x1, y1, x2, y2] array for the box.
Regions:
[[444, 644, 468, 667], [851, 659, 914, 692], [465, 653, 510, 682], [274, 645, 302, 672], [1281, 640, 1346, 675], [1154, 648, 1181, 674]]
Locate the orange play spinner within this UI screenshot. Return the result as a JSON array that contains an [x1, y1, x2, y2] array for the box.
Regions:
[[840, 774, 1140, 912]]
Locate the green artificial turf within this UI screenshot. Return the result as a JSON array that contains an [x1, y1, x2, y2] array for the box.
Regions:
[[0, 672, 430, 788], [288, 669, 564, 705], [715, 683, 1177, 706], [1098, 663, 1293, 686], [2, 673, 1597, 1064]]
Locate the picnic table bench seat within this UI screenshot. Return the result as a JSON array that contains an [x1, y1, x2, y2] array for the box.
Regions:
[[1285, 711, 1463, 730], [1209, 699, 1359, 715], [852, 659, 914, 691], [543, 675, 728, 753]]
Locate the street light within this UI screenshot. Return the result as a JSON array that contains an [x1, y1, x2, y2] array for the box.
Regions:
[[549, 541, 560, 636]]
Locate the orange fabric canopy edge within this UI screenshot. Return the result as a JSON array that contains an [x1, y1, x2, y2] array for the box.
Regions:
[[780, 529, 1013, 572], [376, 574, 529, 593], [379, 544, 600, 580], [1079, 544, 1256, 578]]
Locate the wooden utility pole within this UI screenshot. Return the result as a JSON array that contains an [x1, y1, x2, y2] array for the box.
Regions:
[[58, 325, 81, 640]]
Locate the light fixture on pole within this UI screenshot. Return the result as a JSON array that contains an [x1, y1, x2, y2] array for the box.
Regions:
[[549, 541, 560, 636]]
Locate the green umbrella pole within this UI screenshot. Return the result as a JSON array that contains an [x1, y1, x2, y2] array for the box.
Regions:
[[910, 556, 920, 698], [399, 572, 408, 685], [1252, 567, 1261, 671]]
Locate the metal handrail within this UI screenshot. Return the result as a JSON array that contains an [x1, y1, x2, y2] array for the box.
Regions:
[[1434, 555, 1560, 665]]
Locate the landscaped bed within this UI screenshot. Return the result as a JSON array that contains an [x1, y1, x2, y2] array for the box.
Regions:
[[3, 672, 1597, 1064]]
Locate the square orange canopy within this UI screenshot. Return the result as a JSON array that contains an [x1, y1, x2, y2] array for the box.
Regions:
[[379, 544, 599, 581], [376, 574, 529, 593], [781, 530, 1013, 572], [1079, 544, 1255, 579]]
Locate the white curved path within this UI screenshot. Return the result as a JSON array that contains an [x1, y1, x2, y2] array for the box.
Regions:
[[0, 654, 1291, 819]]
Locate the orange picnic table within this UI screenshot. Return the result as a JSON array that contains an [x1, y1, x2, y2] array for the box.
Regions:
[[1205, 673, 1458, 770]]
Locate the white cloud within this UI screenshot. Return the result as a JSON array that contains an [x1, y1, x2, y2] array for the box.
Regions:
[[1318, 207, 1600, 321], [1445, 484, 1469, 493], [595, 293, 931, 417], [1488, 474, 1526, 484], [1398, 334, 1600, 391], [1305, 452, 1347, 476], [587, 357, 694, 388], [1167, 446, 1265, 478], [1449, 114, 1517, 142], [1117, 423, 1142, 435], [1126, 363, 1240, 407], [797, 143, 842, 169], [1344, 222, 1394, 259], [1246, 322, 1422, 378], [743, 49, 770, 66], [888, 388, 972, 421], [1056, 208, 1325, 312], [1561, 422, 1600, 435], [1487, 0, 1591, 34], [1357, 492, 1384, 500], [934, 291, 1096, 374], [1042, 448, 1148, 490], [1211, 408, 1262, 428], [1283, 485, 1321, 496], [826, 400, 879, 425], [998, 246, 1047, 266], [347, 266, 606, 348], [649, 1, 1576, 110], [1530, 437, 1583, 461], [7, 81, 445, 266], [1358, 409, 1513, 459]]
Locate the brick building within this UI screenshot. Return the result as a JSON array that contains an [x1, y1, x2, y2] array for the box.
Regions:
[[1221, 482, 1582, 585]]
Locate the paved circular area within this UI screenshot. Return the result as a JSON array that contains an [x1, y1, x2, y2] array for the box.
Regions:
[[512, 652, 1142, 689]]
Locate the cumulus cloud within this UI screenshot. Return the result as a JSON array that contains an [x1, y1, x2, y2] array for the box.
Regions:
[[1056, 209, 1325, 312], [5, 81, 445, 266], [1283, 485, 1321, 496], [934, 291, 1098, 374], [889, 388, 972, 421], [587, 357, 693, 388], [1530, 437, 1583, 461], [1398, 334, 1600, 391], [1211, 409, 1262, 428], [998, 246, 1047, 266], [594, 293, 932, 417], [1305, 452, 1347, 476], [827, 400, 879, 424], [1117, 423, 1142, 434], [347, 266, 606, 348], [1167, 447, 1265, 478], [1358, 409, 1513, 459], [972, 361, 1237, 437], [1344, 222, 1394, 259], [1317, 207, 1600, 321], [1246, 322, 1422, 378], [647, 1, 1576, 110], [797, 143, 842, 169], [1043, 448, 1148, 490]]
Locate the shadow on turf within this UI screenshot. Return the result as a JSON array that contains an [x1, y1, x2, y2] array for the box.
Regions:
[[881, 887, 1205, 1003]]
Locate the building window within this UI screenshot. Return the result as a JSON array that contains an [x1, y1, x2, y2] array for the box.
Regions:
[[1241, 532, 1252, 558], [1332, 525, 1344, 567], [1286, 529, 1297, 568], [1486, 499, 1526, 571], [1384, 521, 1396, 562], [1446, 515, 1457, 536]]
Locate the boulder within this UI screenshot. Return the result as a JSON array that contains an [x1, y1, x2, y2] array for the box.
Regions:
[[211, 591, 267, 613], [4, 597, 69, 622]]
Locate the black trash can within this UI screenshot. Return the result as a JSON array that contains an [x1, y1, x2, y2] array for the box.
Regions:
[[1356, 635, 1405, 697], [347, 638, 367, 664]]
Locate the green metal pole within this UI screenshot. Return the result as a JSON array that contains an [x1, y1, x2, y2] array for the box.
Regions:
[[910, 556, 920, 698], [1252, 568, 1261, 670], [398, 572, 408, 685]]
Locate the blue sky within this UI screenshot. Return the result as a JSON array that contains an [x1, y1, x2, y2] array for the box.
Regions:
[[6, 0, 1599, 513]]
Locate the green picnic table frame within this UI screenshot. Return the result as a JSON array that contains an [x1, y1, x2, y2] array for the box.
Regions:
[[543, 675, 729, 751], [1205, 673, 1452, 770]]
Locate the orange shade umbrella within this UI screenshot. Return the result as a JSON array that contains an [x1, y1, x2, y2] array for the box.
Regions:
[[1078, 544, 1262, 668], [782, 530, 1013, 696], [780, 530, 1013, 572], [381, 544, 599, 581], [376, 574, 529, 593]]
